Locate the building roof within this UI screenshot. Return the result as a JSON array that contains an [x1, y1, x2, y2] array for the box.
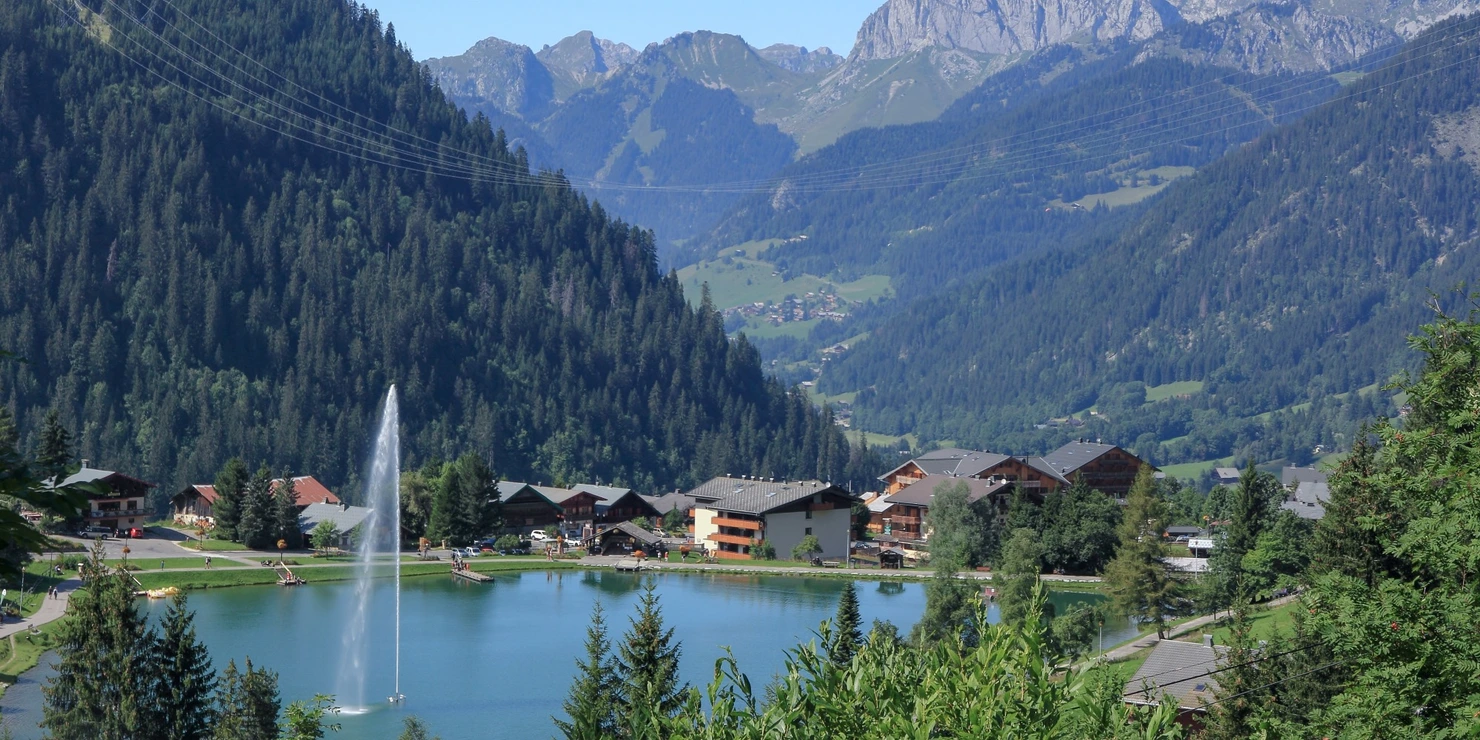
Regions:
[[1214, 467, 1241, 481], [278, 476, 339, 507], [532, 485, 581, 504], [1040, 440, 1121, 476], [686, 476, 852, 516], [499, 481, 564, 510], [572, 484, 632, 503], [648, 490, 700, 514], [591, 520, 664, 547], [1021, 456, 1073, 485], [1281, 466, 1328, 487], [1281, 481, 1330, 520], [878, 448, 987, 480], [54, 464, 155, 492], [884, 475, 1010, 508], [1123, 639, 1228, 710], [179, 476, 338, 507], [1165, 526, 1205, 536], [867, 495, 897, 513], [298, 502, 374, 535]]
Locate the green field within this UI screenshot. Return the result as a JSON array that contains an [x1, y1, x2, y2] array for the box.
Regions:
[[1067, 166, 1197, 209], [131, 558, 582, 590], [107, 557, 246, 570], [181, 538, 249, 551], [1159, 456, 1235, 481], [1145, 380, 1205, 403], [0, 618, 64, 698], [677, 244, 893, 324], [1182, 601, 1301, 646]]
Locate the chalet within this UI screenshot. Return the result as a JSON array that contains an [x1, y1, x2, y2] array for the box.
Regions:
[[879, 449, 1068, 496], [497, 482, 664, 536], [873, 475, 1013, 542], [1281, 465, 1327, 488], [56, 462, 154, 531], [1124, 638, 1228, 728], [647, 489, 701, 534], [1213, 467, 1242, 487], [689, 477, 855, 560], [1280, 481, 1329, 520], [171, 475, 340, 526], [572, 484, 661, 525], [298, 502, 373, 549], [497, 482, 565, 533], [585, 520, 665, 556], [1040, 440, 1153, 500]]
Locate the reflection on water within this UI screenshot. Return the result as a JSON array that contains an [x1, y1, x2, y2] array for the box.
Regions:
[[0, 571, 1131, 740]]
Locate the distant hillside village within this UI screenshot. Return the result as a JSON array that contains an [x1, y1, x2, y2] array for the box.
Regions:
[[44, 439, 1329, 570]]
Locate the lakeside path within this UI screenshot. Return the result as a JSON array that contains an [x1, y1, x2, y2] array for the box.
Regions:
[[0, 577, 79, 640], [1098, 592, 1302, 662]]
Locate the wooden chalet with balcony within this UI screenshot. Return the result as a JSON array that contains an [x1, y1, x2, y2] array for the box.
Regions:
[[1040, 440, 1152, 500], [172, 475, 339, 527], [688, 476, 855, 560], [59, 462, 155, 530]]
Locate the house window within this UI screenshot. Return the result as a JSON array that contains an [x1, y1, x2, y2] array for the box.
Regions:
[[805, 510, 813, 520], [805, 527, 812, 536]]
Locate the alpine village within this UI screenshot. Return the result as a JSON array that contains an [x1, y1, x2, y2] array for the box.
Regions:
[[1, 0, 1479, 737]]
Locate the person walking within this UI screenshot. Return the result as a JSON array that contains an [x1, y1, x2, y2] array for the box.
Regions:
[[204, 556, 212, 569]]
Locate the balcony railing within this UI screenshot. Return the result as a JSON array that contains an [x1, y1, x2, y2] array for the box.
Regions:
[[710, 517, 762, 530], [708, 533, 757, 547]]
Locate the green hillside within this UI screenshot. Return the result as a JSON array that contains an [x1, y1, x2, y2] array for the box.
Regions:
[[820, 17, 1480, 468], [0, 0, 874, 505]]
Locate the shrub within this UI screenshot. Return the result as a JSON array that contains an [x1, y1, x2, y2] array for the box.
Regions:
[[750, 540, 776, 560], [792, 534, 822, 561]]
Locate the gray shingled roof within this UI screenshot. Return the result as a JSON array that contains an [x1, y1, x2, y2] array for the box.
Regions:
[[684, 477, 850, 516], [298, 503, 374, 535], [573, 484, 633, 503], [591, 520, 664, 547], [1041, 441, 1118, 475], [878, 448, 985, 480], [1281, 466, 1328, 487], [648, 490, 700, 513], [884, 475, 1009, 507], [1021, 456, 1073, 485], [1124, 639, 1228, 710], [1281, 481, 1330, 520]]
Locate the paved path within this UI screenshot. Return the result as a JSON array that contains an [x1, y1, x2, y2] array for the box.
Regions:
[[1099, 593, 1302, 662], [577, 554, 1103, 583], [0, 578, 80, 640]]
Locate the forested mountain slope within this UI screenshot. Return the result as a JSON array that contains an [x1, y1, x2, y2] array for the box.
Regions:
[[0, 0, 867, 503], [697, 44, 1342, 298], [822, 15, 1480, 463]]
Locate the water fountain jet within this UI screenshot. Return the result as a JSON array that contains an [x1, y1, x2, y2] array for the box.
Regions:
[[335, 386, 402, 709]]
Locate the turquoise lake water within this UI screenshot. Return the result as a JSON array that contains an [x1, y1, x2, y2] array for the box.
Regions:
[[0, 570, 1133, 738]]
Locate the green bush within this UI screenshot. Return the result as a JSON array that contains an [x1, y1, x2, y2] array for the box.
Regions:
[[792, 534, 822, 561], [493, 534, 523, 551], [750, 540, 776, 560]]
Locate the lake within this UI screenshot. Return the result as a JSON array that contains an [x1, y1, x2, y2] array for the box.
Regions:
[[0, 570, 1131, 739]]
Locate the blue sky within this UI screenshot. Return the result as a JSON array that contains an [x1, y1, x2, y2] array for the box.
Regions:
[[360, 1, 884, 60]]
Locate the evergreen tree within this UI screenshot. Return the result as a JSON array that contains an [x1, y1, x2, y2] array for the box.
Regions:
[[556, 601, 617, 739], [153, 593, 218, 740], [615, 583, 686, 735], [42, 543, 157, 740], [397, 716, 439, 740], [33, 409, 73, 485], [212, 658, 280, 740], [1208, 462, 1280, 608], [996, 527, 1046, 629], [825, 582, 864, 666], [0, 407, 19, 456], [236, 467, 274, 550], [1308, 435, 1397, 585], [211, 458, 249, 542], [428, 454, 498, 546], [272, 474, 302, 550], [1102, 466, 1181, 638]]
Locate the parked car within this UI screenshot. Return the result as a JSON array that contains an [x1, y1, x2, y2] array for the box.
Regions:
[[79, 525, 111, 539], [127, 527, 145, 539], [462, 547, 480, 558], [528, 530, 549, 542]]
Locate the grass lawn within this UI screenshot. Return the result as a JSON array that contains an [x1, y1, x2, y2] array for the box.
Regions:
[[133, 558, 582, 590], [106, 557, 246, 570], [1159, 456, 1234, 481], [1104, 645, 1154, 682], [181, 539, 250, 551], [0, 618, 65, 699], [1145, 380, 1205, 403], [1189, 601, 1301, 645]]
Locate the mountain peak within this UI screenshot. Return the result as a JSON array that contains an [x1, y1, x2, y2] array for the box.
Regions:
[[422, 36, 554, 119], [757, 43, 845, 73]]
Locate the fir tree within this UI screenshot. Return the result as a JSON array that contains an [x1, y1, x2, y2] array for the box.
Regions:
[[615, 583, 686, 735], [1102, 466, 1181, 638], [0, 407, 19, 455], [236, 467, 274, 550], [212, 658, 280, 740], [42, 543, 157, 740], [397, 716, 439, 740], [1208, 462, 1280, 609], [272, 474, 302, 550], [211, 458, 249, 542], [33, 409, 73, 485], [556, 601, 617, 739], [153, 593, 218, 740], [996, 527, 1046, 629], [825, 582, 864, 666]]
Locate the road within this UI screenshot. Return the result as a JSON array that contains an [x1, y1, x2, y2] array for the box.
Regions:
[[0, 577, 79, 640], [1098, 592, 1303, 662]]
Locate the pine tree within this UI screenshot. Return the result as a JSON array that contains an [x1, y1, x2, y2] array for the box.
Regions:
[[0, 407, 19, 455], [212, 658, 280, 740], [33, 408, 73, 485], [42, 543, 158, 740], [272, 474, 302, 550], [1102, 466, 1181, 638], [615, 583, 686, 735], [825, 582, 864, 666], [236, 467, 274, 550], [211, 458, 249, 542], [1208, 462, 1280, 609], [153, 593, 218, 740], [556, 601, 617, 739], [397, 716, 439, 740]]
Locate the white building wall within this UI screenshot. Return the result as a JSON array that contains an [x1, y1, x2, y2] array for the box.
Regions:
[[764, 506, 851, 559], [693, 507, 720, 551]]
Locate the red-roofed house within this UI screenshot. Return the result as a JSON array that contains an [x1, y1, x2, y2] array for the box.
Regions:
[[171, 475, 339, 526]]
